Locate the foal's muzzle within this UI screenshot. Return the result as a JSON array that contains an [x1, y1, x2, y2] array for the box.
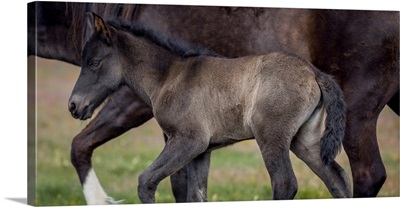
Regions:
[[68, 95, 93, 120], [68, 102, 80, 119]]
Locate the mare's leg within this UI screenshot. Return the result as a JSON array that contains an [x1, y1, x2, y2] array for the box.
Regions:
[[70, 86, 153, 204], [186, 151, 211, 202], [290, 105, 351, 198], [137, 132, 208, 203], [343, 112, 386, 197], [342, 80, 398, 197]]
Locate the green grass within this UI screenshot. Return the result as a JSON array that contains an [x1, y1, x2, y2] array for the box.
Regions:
[[33, 57, 399, 205]]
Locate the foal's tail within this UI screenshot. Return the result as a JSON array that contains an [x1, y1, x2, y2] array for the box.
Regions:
[[314, 69, 346, 165]]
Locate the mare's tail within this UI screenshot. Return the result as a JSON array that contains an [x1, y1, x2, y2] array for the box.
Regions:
[[314, 69, 346, 165]]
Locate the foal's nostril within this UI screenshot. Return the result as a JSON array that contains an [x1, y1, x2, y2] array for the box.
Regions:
[[69, 102, 76, 111]]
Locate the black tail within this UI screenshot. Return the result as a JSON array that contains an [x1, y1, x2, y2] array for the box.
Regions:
[[314, 69, 346, 165]]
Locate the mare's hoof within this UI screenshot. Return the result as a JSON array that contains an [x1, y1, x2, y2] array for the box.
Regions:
[[106, 197, 125, 204]]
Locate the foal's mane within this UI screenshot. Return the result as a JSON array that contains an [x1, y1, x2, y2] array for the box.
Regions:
[[107, 20, 221, 58]]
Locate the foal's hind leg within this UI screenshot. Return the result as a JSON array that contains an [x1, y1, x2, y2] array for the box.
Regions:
[[254, 130, 298, 199], [290, 106, 351, 198], [252, 120, 298, 199], [291, 138, 352, 198]]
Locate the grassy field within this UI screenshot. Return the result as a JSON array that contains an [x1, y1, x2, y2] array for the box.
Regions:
[[33, 57, 399, 205]]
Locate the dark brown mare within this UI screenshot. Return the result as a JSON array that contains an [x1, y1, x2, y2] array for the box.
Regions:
[[69, 12, 351, 203], [28, 2, 399, 203]]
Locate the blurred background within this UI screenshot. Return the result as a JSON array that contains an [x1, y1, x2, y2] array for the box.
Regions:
[[33, 57, 399, 205]]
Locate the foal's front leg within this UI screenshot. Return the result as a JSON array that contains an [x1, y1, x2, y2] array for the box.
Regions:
[[170, 151, 211, 203], [138, 133, 209, 203], [166, 134, 211, 203], [186, 151, 211, 202]]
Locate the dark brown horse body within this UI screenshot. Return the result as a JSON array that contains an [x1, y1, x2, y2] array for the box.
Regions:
[[28, 2, 399, 202]]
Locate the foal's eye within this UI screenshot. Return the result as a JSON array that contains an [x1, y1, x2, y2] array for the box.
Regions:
[[89, 60, 100, 69]]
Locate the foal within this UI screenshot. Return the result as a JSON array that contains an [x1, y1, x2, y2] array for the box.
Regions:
[[69, 13, 351, 203]]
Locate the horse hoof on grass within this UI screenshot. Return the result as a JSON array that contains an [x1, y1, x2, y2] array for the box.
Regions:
[[106, 197, 124, 204]]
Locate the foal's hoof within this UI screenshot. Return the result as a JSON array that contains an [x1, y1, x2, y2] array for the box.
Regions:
[[106, 197, 124, 204]]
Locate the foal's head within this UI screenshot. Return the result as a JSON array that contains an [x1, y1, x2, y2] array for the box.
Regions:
[[68, 12, 216, 120], [68, 13, 124, 120]]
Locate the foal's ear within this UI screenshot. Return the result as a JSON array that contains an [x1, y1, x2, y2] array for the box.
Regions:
[[85, 12, 111, 44]]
